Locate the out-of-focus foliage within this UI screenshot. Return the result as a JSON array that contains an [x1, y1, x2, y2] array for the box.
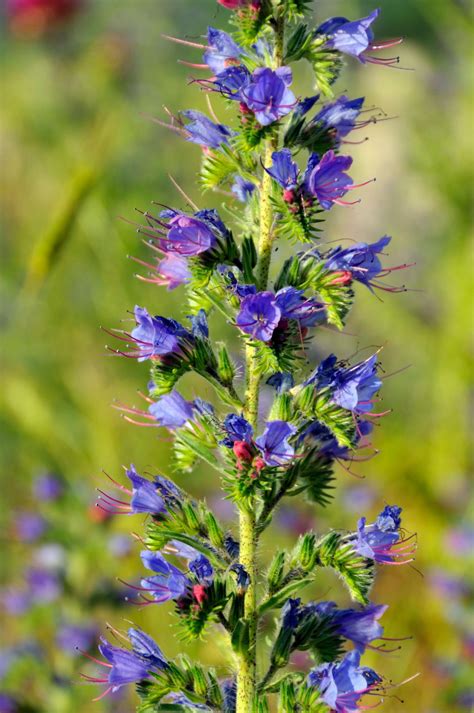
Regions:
[[0, 1, 472, 711]]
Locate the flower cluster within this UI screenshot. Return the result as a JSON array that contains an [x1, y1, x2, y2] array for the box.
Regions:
[[91, 3, 416, 712]]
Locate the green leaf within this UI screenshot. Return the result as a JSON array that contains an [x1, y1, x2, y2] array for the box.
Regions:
[[285, 447, 336, 507], [315, 532, 375, 604], [231, 617, 251, 654], [284, 22, 312, 61], [271, 193, 323, 244], [241, 235, 258, 283]]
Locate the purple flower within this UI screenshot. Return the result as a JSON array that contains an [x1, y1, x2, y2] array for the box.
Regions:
[[149, 390, 195, 429], [127, 627, 168, 670], [355, 505, 416, 565], [182, 110, 235, 149], [314, 601, 387, 652], [242, 67, 296, 126], [299, 419, 373, 460], [130, 306, 191, 361], [163, 214, 217, 256], [275, 286, 326, 327], [98, 465, 178, 516], [1, 588, 32, 615], [317, 10, 380, 59], [231, 175, 256, 202], [140, 551, 189, 603], [26, 568, 61, 603], [308, 649, 382, 712], [308, 353, 382, 414], [128, 467, 179, 515], [311, 95, 365, 142], [83, 628, 166, 699], [33, 472, 63, 501], [325, 236, 391, 290], [95, 640, 151, 692], [265, 149, 299, 189], [203, 27, 242, 74], [155, 254, 191, 290], [236, 291, 281, 342], [214, 65, 251, 99], [221, 414, 254, 447], [14, 512, 46, 542], [304, 150, 354, 210], [56, 623, 98, 655], [255, 420, 296, 466]]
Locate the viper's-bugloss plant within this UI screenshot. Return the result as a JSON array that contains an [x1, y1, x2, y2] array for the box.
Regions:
[[88, 2, 417, 711]]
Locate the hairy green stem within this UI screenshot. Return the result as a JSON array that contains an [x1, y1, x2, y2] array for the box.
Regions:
[[236, 10, 285, 712]]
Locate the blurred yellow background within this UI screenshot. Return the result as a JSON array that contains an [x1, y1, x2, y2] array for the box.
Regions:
[[0, 1, 472, 711]]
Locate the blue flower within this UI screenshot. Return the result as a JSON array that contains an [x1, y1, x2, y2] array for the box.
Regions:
[[236, 291, 281, 342], [127, 627, 168, 670], [221, 678, 237, 713], [231, 175, 256, 202], [149, 390, 195, 429], [265, 149, 299, 189], [281, 598, 302, 630], [355, 505, 416, 565], [314, 601, 387, 652], [294, 94, 320, 117], [98, 465, 179, 517], [126, 465, 168, 514], [308, 353, 382, 414], [255, 420, 296, 466], [182, 110, 235, 149], [154, 254, 191, 290], [189, 309, 209, 339], [96, 640, 151, 692], [311, 95, 365, 142], [317, 10, 380, 60], [163, 213, 217, 256], [224, 269, 257, 298], [275, 286, 326, 327], [304, 150, 354, 210], [308, 650, 382, 712], [325, 236, 391, 290], [266, 372, 294, 394], [131, 306, 191, 361], [33, 472, 63, 501], [165, 694, 210, 710], [140, 551, 190, 603], [214, 65, 251, 99], [300, 420, 373, 460], [204, 27, 242, 74], [242, 67, 296, 126], [14, 513, 46, 542], [221, 413, 254, 447], [189, 554, 214, 581]]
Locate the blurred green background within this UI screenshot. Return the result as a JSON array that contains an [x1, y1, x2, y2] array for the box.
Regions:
[[0, 1, 472, 711]]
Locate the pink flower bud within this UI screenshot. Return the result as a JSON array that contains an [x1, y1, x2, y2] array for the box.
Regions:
[[192, 584, 207, 605], [233, 440, 254, 462]]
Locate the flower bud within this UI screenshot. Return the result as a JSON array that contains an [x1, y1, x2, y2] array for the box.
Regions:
[[233, 440, 254, 462]]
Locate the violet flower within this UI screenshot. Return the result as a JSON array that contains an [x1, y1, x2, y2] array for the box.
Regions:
[[242, 67, 296, 126], [308, 649, 382, 712]]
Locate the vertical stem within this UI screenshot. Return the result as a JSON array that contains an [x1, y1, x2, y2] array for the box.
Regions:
[[237, 10, 285, 712]]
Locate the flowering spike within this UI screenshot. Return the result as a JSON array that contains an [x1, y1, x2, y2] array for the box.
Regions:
[[90, 3, 417, 712]]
